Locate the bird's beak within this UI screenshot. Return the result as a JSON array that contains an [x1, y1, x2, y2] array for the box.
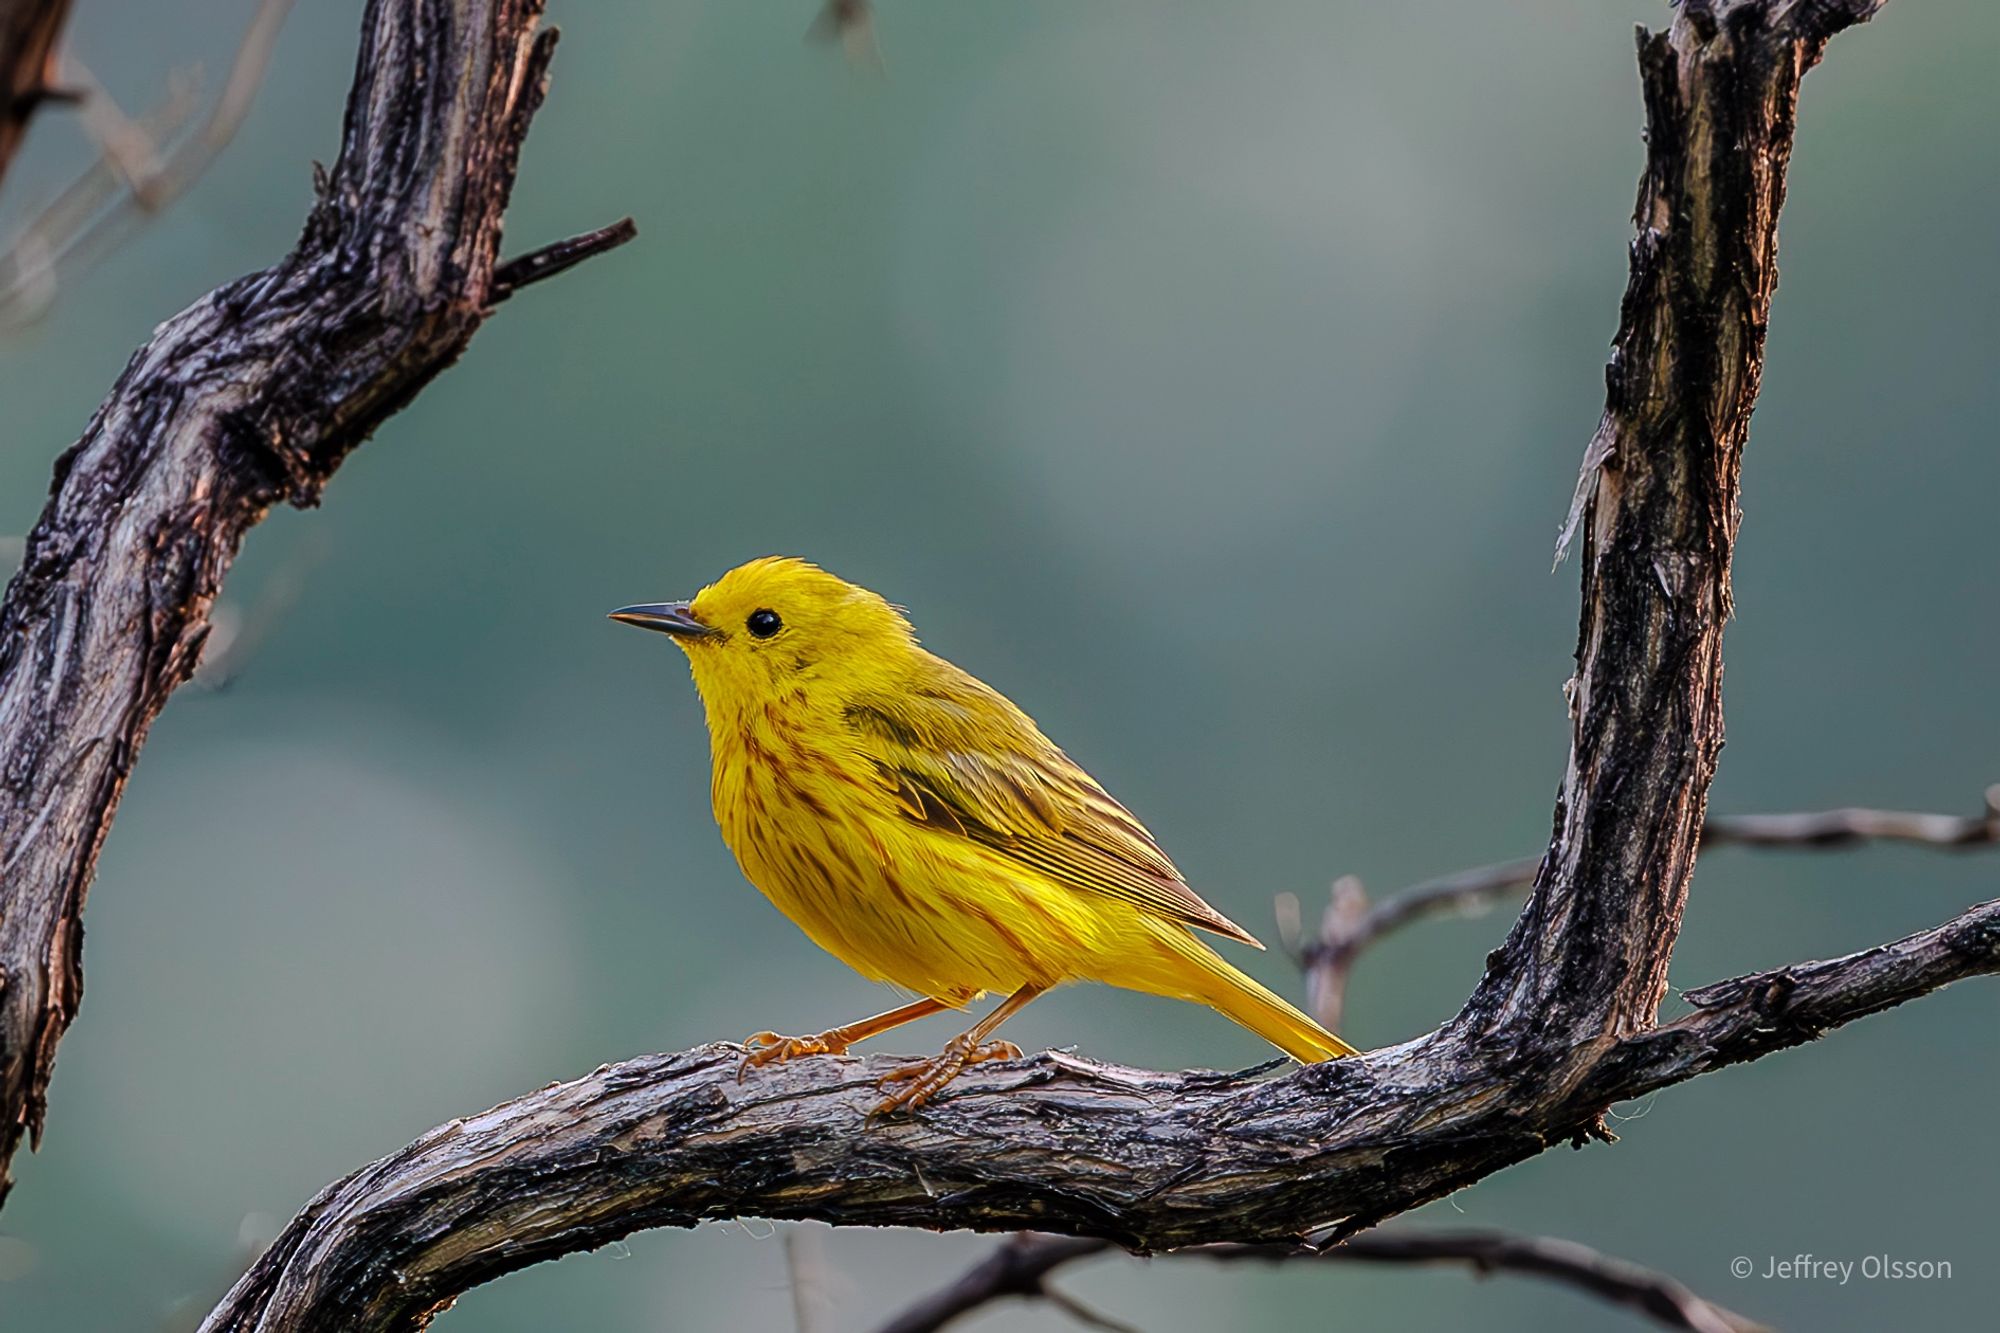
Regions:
[[607, 601, 718, 639]]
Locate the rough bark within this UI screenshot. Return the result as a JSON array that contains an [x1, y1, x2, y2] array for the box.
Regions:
[[180, 3, 1961, 1328], [0, 0, 75, 193], [1475, 0, 1859, 1046], [0, 0, 630, 1208], [0, 0, 1966, 1328], [196, 896, 1996, 1333]]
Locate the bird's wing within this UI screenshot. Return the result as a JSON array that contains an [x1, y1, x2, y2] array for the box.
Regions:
[[844, 669, 1263, 947]]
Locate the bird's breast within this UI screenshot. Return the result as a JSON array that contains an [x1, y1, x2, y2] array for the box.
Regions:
[[704, 705, 1076, 999], [709, 711, 893, 927]]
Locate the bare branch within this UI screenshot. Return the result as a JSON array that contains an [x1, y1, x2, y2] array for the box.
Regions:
[[171, 3, 1966, 1327], [1770, 0, 1890, 45], [880, 1230, 1770, 1333], [0, 0, 1958, 1327], [877, 1236, 1108, 1333], [0, 0, 297, 326], [490, 217, 639, 304], [0, 0, 630, 1210], [1299, 790, 2000, 1030], [809, 1, 883, 70], [1477, 0, 1857, 1045], [0, 0, 77, 194], [1702, 792, 2000, 848], [193, 893, 1994, 1333], [783, 1225, 835, 1333]]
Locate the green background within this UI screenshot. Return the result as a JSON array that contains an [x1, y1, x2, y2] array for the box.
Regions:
[[2, 1, 1994, 1329]]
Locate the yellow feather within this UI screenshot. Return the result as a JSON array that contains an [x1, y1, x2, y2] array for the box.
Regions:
[[630, 556, 1357, 1067]]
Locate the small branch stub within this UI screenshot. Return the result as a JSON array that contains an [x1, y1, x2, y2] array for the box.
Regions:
[[490, 216, 638, 303]]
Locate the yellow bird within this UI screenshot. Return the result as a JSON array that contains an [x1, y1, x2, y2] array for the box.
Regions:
[[612, 557, 1357, 1110]]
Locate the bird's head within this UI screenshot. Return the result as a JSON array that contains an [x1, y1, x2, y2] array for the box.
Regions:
[[610, 557, 916, 709]]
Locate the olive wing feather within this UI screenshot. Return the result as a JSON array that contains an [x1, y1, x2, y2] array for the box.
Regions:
[[844, 672, 1263, 948]]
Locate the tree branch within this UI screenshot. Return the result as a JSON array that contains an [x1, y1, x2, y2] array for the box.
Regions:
[[873, 1236, 1118, 1333], [0, 0, 300, 326], [490, 217, 640, 304], [1298, 791, 2000, 1030], [1487, 1, 1818, 1046], [0, 0, 77, 195], [879, 1230, 1770, 1333], [192, 892, 1994, 1333], [0, 0, 629, 1210], [0, 0, 1956, 1326], [174, 3, 1978, 1328]]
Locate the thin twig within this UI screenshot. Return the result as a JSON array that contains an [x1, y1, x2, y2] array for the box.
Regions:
[[0, 65, 202, 319], [1702, 796, 2000, 848], [876, 1236, 1108, 1333], [190, 531, 329, 691], [0, 0, 297, 326], [1298, 790, 2000, 1031], [808, 0, 883, 70], [783, 1224, 832, 1333], [489, 217, 638, 303], [0, 0, 78, 195], [878, 1230, 1768, 1333]]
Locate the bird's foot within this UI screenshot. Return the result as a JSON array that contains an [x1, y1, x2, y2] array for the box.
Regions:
[[872, 1037, 1024, 1115], [737, 1030, 852, 1082]]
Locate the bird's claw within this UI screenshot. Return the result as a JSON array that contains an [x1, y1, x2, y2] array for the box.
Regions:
[[736, 1030, 850, 1083], [870, 1037, 1024, 1115]]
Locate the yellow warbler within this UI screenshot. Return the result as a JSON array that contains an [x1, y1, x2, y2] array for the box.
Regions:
[[612, 557, 1357, 1110]]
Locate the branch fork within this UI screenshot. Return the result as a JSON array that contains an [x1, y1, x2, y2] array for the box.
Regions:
[[0, 3, 1983, 1333], [0, 0, 631, 1208]]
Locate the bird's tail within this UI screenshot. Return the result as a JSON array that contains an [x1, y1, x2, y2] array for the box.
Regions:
[[1154, 924, 1359, 1062]]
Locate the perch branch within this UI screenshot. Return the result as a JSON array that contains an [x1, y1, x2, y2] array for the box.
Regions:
[[0, 0, 629, 1210], [196, 894, 1996, 1333], [181, 2, 1952, 1328], [1299, 790, 2000, 1030], [880, 1230, 1768, 1333], [0, 0, 1944, 1325]]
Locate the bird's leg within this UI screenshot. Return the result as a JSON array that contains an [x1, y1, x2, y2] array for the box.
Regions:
[[874, 982, 1046, 1114], [738, 995, 950, 1080]]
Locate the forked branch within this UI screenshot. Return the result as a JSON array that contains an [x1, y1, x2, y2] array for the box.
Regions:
[[879, 1230, 1770, 1333], [0, 0, 632, 1210], [0, 0, 1971, 1329], [1298, 791, 2000, 1029], [196, 894, 1996, 1332], [183, 2, 1966, 1328]]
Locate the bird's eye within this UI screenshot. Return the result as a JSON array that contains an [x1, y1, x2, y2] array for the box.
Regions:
[[746, 608, 782, 639]]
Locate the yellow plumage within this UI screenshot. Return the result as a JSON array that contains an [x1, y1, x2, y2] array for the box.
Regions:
[[612, 557, 1356, 1108]]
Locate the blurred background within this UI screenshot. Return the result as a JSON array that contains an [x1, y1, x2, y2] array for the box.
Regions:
[[1, 0, 1994, 1328]]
